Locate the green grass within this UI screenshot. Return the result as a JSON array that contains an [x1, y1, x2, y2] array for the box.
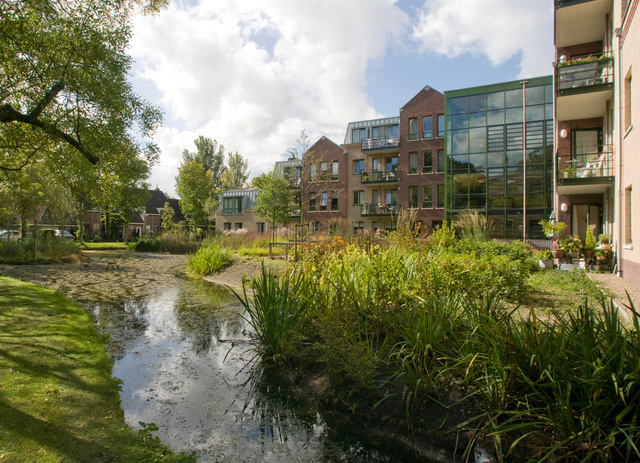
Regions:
[[0, 277, 195, 463], [81, 241, 129, 250], [526, 269, 613, 312]]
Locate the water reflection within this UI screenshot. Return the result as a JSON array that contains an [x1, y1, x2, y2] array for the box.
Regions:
[[85, 278, 423, 462]]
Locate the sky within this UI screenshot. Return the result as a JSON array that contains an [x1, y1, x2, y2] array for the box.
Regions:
[[128, 0, 554, 197]]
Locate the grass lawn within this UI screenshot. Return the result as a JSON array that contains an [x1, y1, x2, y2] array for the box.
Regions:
[[0, 277, 194, 463], [81, 242, 129, 251], [526, 268, 613, 312]]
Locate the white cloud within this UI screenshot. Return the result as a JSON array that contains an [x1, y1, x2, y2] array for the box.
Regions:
[[129, 0, 408, 196], [412, 0, 554, 78]]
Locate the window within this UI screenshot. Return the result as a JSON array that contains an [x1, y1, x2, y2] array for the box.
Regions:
[[437, 184, 445, 208], [423, 116, 433, 138], [331, 191, 338, 211], [223, 222, 231, 231], [352, 127, 366, 143], [385, 189, 398, 205], [386, 156, 398, 172], [408, 117, 418, 140], [409, 152, 418, 174], [257, 223, 265, 234], [423, 151, 432, 173], [625, 186, 633, 245], [372, 158, 379, 172], [625, 71, 632, 132], [320, 192, 327, 211], [309, 192, 316, 211], [409, 186, 418, 208], [437, 149, 446, 173], [332, 161, 339, 181], [353, 190, 364, 205], [320, 162, 328, 181], [234, 223, 242, 230], [310, 164, 317, 181], [437, 114, 445, 137], [354, 221, 364, 231], [222, 197, 243, 214], [353, 159, 365, 174], [423, 186, 433, 208]]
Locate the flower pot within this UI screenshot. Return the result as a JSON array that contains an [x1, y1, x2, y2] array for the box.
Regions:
[[597, 255, 607, 261], [539, 259, 554, 270], [583, 250, 594, 258], [600, 243, 611, 250], [551, 249, 565, 258]]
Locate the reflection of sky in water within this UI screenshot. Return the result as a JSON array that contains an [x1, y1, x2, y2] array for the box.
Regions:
[[86, 279, 424, 462]]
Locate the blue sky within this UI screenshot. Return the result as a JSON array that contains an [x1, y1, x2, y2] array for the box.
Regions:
[[129, 0, 554, 196]]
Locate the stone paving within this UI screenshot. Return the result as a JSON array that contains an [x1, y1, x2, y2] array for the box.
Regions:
[[588, 271, 640, 321]]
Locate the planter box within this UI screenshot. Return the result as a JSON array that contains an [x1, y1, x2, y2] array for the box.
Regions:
[[539, 259, 554, 270]]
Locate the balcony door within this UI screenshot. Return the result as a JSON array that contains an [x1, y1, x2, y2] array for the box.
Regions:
[[572, 129, 601, 168]]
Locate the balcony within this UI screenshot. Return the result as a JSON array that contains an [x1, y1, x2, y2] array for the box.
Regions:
[[555, 0, 611, 48], [361, 137, 400, 154], [556, 144, 614, 194], [360, 203, 398, 217], [288, 177, 301, 188], [555, 54, 614, 121], [360, 170, 398, 184]]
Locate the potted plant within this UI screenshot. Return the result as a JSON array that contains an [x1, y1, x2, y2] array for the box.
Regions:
[[598, 233, 611, 250], [583, 228, 596, 258], [565, 235, 583, 258], [562, 167, 576, 178], [595, 248, 608, 261], [551, 240, 565, 258], [538, 249, 554, 269]]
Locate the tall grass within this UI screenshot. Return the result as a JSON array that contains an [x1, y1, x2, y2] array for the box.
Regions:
[[232, 264, 313, 365], [186, 244, 233, 276], [129, 235, 200, 254], [0, 237, 80, 263]]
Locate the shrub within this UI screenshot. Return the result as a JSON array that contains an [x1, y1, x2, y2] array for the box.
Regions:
[[0, 237, 80, 263], [129, 235, 199, 254]]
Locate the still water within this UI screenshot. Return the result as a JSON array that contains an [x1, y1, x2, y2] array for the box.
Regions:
[[86, 278, 423, 462]]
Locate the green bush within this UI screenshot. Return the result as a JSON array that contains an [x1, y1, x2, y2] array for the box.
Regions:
[[186, 245, 233, 276], [129, 235, 199, 254], [0, 236, 80, 263]]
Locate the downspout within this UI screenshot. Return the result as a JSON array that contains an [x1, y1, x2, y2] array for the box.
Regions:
[[521, 81, 528, 241], [615, 26, 623, 277]]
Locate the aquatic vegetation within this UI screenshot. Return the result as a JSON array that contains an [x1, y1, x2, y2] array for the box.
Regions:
[[186, 244, 233, 276]]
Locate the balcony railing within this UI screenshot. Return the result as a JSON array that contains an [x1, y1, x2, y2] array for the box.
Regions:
[[361, 137, 399, 151], [557, 144, 614, 181], [360, 203, 399, 216], [360, 170, 398, 184], [556, 53, 613, 95], [222, 208, 243, 214], [288, 177, 301, 188]]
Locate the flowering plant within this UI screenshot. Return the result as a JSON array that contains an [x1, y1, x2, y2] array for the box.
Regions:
[[564, 235, 584, 253], [558, 53, 611, 67]]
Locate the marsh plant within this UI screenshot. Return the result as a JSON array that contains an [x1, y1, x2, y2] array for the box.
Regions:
[[233, 264, 313, 365], [186, 244, 233, 276], [0, 236, 80, 263]]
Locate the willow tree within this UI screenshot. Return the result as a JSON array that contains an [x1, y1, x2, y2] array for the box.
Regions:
[[0, 0, 165, 174]]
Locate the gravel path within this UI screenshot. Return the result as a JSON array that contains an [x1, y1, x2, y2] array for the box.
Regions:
[[588, 272, 640, 321]]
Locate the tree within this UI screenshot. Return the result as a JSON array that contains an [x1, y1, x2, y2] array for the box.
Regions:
[[284, 130, 311, 160], [221, 152, 249, 190], [182, 136, 226, 191], [253, 170, 295, 230], [175, 161, 213, 231], [161, 202, 174, 234], [0, 0, 164, 173]]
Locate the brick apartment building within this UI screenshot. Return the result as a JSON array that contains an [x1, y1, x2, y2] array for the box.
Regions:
[[554, 0, 640, 282]]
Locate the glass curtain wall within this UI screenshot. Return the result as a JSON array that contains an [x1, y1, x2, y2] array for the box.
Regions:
[[444, 77, 554, 239]]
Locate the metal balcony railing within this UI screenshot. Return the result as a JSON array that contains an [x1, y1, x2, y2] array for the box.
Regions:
[[361, 137, 400, 151], [360, 170, 398, 184], [556, 52, 614, 95], [556, 144, 614, 180], [360, 203, 398, 216]]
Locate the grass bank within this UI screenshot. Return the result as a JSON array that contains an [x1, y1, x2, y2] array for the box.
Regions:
[[0, 277, 194, 463]]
